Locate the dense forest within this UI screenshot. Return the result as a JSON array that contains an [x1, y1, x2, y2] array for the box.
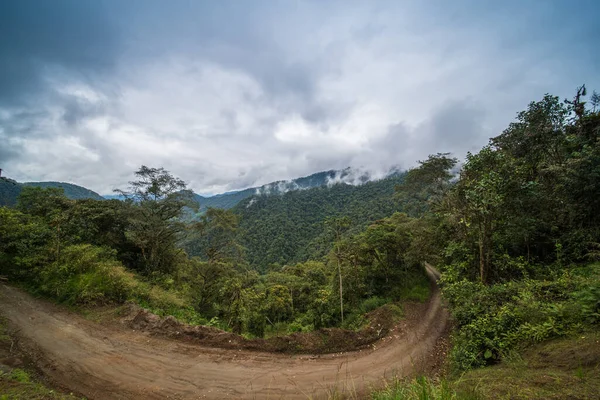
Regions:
[[191, 168, 371, 213], [1, 88, 599, 387], [184, 173, 405, 271]]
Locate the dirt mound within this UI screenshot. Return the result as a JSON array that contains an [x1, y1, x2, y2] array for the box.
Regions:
[[124, 302, 414, 354]]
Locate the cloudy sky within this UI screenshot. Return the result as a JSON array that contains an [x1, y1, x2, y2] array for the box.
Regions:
[[1, 0, 599, 195]]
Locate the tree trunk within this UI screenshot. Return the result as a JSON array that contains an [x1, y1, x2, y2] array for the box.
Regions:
[[337, 256, 344, 323]]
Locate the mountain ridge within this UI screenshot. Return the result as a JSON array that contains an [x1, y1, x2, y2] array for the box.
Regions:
[[0, 178, 104, 206], [193, 167, 402, 212], [1, 167, 403, 210]]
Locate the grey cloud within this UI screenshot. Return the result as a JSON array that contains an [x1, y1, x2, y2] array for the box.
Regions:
[[62, 97, 108, 126], [426, 101, 487, 153], [364, 100, 488, 173], [0, 0, 120, 106], [0, 139, 21, 163]]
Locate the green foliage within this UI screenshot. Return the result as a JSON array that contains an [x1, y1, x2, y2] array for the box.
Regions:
[[442, 263, 600, 370], [37, 244, 134, 305], [359, 296, 390, 314], [396, 153, 458, 217], [229, 174, 406, 272], [183, 207, 244, 264], [444, 91, 600, 284], [115, 166, 195, 276], [8, 369, 31, 384]]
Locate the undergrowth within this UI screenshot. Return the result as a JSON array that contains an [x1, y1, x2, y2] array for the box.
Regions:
[[442, 262, 600, 370], [0, 369, 83, 400]]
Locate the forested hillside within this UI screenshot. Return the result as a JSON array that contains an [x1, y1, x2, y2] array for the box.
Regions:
[[192, 168, 378, 213], [0, 179, 104, 206], [193, 188, 256, 212], [0, 177, 20, 206], [230, 174, 405, 271]]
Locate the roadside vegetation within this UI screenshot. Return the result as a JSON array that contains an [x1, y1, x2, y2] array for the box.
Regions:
[[370, 88, 600, 398]]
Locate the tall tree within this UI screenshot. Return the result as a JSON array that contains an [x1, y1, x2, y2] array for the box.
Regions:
[[115, 166, 195, 276], [325, 216, 351, 323]]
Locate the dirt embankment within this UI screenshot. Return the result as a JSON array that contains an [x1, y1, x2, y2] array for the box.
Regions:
[[124, 301, 415, 355], [0, 264, 448, 399]]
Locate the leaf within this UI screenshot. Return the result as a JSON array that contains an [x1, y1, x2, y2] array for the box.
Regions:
[[484, 349, 493, 359]]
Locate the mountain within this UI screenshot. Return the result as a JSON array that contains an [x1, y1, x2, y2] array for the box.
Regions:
[[233, 173, 406, 271], [192, 168, 379, 213], [194, 188, 257, 212], [0, 177, 21, 206], [22, 182, 104, 201], [0, 179, 104, 206], [184, 172, 406, 271]]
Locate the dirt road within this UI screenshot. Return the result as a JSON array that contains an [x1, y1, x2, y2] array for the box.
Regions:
[[0, 264, 447, 399]]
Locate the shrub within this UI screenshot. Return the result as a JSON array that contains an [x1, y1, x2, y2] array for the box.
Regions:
[[38, 244, 133, 304], [360, 296, 390, 314], [443, 263, 600, 371]]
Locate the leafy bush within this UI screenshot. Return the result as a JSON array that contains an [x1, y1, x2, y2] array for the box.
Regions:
[[443, 263, 600, 371], [38, 244, 134, 304], [30, 243, 203, 325], [360, 296, 390, 313]]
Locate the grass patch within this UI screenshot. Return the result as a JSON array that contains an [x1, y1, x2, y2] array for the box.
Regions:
[[370, 333, 600, 400], [370, 376, 478, 400], [0, 369, 83, 399], [455, 332, 600, 400]]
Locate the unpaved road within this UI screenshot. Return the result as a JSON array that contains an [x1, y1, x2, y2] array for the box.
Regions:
[[0, 264, 447, 399]]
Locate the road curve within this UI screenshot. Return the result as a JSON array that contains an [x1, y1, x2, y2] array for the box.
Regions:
[[0, 264, 447, 399]]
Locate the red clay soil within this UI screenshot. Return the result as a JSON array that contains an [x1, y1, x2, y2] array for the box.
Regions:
[[0, 264, 448, 399]]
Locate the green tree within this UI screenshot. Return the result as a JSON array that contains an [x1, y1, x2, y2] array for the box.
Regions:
[[193, 207, 244, 264], [396, 153, 458, 216], [17, 187, 74, 260], [325, 216, 351, 323], [115, 166, 195, 276]]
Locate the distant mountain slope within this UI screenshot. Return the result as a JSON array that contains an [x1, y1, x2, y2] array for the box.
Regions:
[[22, 182, 104, 201], [187, 173, 405, 271], [192, 168, 376, 212], [194, 188, 256, 212], [0, 177, 21, 206], [0, 179, 104, 206]]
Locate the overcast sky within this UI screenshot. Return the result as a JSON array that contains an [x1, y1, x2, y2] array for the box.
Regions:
[[1, 0, 598, 195]]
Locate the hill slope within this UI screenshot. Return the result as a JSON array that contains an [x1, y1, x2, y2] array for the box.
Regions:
[[0, 179, 104, 206], [192, 168, 375, 212], [231, 173, 405, 271]]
